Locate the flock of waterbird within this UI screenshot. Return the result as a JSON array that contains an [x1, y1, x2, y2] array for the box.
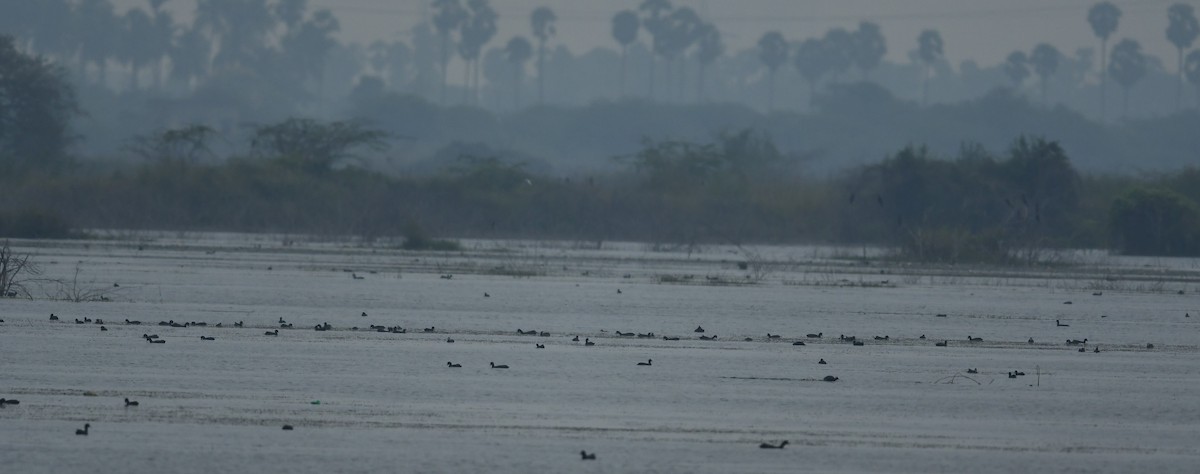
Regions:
[[5, 290, 1182, 459]]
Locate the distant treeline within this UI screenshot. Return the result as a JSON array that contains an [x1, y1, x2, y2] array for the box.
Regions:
[[4, 126, 1200, 260]]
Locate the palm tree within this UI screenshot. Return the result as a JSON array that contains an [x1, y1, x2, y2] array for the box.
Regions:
[[757, 31, 788, 111], [695, 23, 722, 102], [195, 0, 276, 70], [1185, 50, 1200, 110], [170, 26, 210, 91], [76, 0, 119, 87], [530, 6, 556, 104], [611, 10, 639, 97], [917, 29, 944, 106], [661, 6, 701, 102], [1029, 43, 1060, 104], [1088, 2, 1121, 120], [120, 7, 157, 91], [794, 37, 829, 106], [1167, 4, 1199, 109], [1109, 38, 1147, 119], [504, 36, 532, 109], [283, 9, 339, 108], [639, 0, 673, 100], [822, 28, 855, 82], [273, 0, 307, 33], [148, 1, 177, 91], [1004, 51, 1030, 89], [851, 21, 886, 80], [431, 0, 467, 104], [459, 0, 498, 104]]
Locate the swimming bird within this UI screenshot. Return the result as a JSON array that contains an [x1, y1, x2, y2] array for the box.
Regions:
[[200, 336, 215, 341], [823, 375, 839, 382], [767, 334, 781, 339], [852, 340, 864, 346], [50, 314, 59, 321], [1028, 337, 1035, 344], [447, 362, 462, 368], [806, 332, 822, 338], [580, 450, 596, 460], [744, 337, 753, 341], [792, 341, 805, 346], [637, 359, 652, 366], [694, 326, 705, 333], [361, 312, 367, 317], [1078, 347, 1086, 352], [278, 317, 285, 324], [265, 330, 278, 336], [76, 424, 90, 435], [1147, 343, 1155, 349], [616, 331, 635, 336], [663, 336, 679, 341], [234, 321, 243, 327], [100, 326, 107, 331], [936, 340, 948, 347], [966, 368, 978, 374], [0, 398, 19, 406], [536, 344, 545, 349], [968, 336, 982, 342], [490, 362, 509, 369], [149, 339, 166, 344], [282, 425, 294, 430], [484, 292, 490, 298], [1008, 372, 1018, 378], [539, 331, 551, 337], [124, 398, 138, 407], [1094, 346, 1100, 353], [446, 337, 455, 343], [1056, 319, 1069, 327], [585, 338, 595, 346], [617, 289, 622, 294], [759, 440, 789, 449], [699, 335, 718, 340], [919, 335, 926, 339], [818, 359, 827, 364], [125, 319, 141, 325], [424, 327, 436, 333], [874, 335, 889, 340], [572, 335, 579, 342]]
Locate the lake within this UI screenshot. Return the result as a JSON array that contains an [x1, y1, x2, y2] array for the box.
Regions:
[[2, 235, 1198, 473]]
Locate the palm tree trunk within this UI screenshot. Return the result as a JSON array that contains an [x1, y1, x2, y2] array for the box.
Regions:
[[513, 65, 521, 110], [537, 40, 546, 104], [440, 34, 449, 105], [1100, 38, 1108, 121], [462, 59, 471, 104], [1122, 87, 1129, 119], [697, 62, 705, 103], [767, 70, 775, 112], [620, 45, 627, 97], [1178, 47, 1185, 112], [922, 63, 930, 106], [649, 54, 656, 100]]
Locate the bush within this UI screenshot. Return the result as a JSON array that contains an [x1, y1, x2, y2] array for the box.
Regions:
[[0, 209, 74, 239], [1110, 187, 1200, 256]]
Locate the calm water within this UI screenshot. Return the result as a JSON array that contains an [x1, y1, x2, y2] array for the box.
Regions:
[[1, 236, 1198, 473]]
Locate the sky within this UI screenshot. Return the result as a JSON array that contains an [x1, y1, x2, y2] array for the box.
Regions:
[[114, 0, 1195, 72]]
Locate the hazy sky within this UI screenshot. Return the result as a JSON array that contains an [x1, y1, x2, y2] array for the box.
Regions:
[[116, 0, 1194, 71]]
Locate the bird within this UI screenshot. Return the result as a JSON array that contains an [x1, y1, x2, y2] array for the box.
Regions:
[[361, 312, 368, 317], [1078, 347, 1086, 352], [580, 450, 596, 460], [265, 330, 278, 336], [935, 340, 948, 347], [50, 314, 59, 321], [699, 335, 718, 340], [572, 335, 579, 342], [424, 327, 436, 333], [100, 326, 107, 331], [617, 289, 622, 294], [484, 292, 490, 298], [637, 359, 652, 366], [791, 341, 805, 346], [919, 335, 927, 339], [806, 332, 822, 338], [490, 362, 509, 369], [125, 319, 141, 325], [282, 425, 294, 430], [694, 326, 705, 333], [76, 424, 90, 435], [1094, 346, 1101, 353], [852, 341, 864, 346], [124, 398, 139, 407], [1056, 320, 1069, 327], [663, 336, 680, 341], [818, 359, 827, 365], [446, 337, 455, 343], [149, 339, 166, 344], [767, 334, 781, 339], [968, 336, 982, 342], [759, 440, 789, 449], [200, 336, 215, 341], [585, 338, 595, 346], [447, 362, 462, 368], [0, 398, 19, 406], [823, 375, 839, 382], [966, 368, 978, 374], [536, 344, 545, 349]]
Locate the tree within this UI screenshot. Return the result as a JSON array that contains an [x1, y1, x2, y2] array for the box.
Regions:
[[757, 31, 788, 111], [1110, 188, 1200, 256], [0, 35, 81, 178], [639, 0, 673, 99], [611, 10, 639, 97], [851, 21, 886, 79], [661, 7, 702, 102], [170, 26, 210, 91], [794, 37, 829, 105], [120, 7, 158, 91], [917, 29, 944, 105], [695, 23, 723, 102], [1167, 4, 1199, 109], [75, 0, 120, 87], [530, 6, 556, 104], [127, 124, 217, 165], [459, 0, 498, 105], [147, 0, 177, 91], [822, 28, 855, 81], [1109, 38, 1147, 119], [249, 118, 388, 173], [281, 8, 340, 108], [504, 36, 532, 109], [195, 0, 276, 70], [1029, 43, 1060, 104], [431, 0, 467, 105], [1186, 49, 1200, 110], [1088, 2, 1121, 120], [1004, 51, 1030, 88]]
